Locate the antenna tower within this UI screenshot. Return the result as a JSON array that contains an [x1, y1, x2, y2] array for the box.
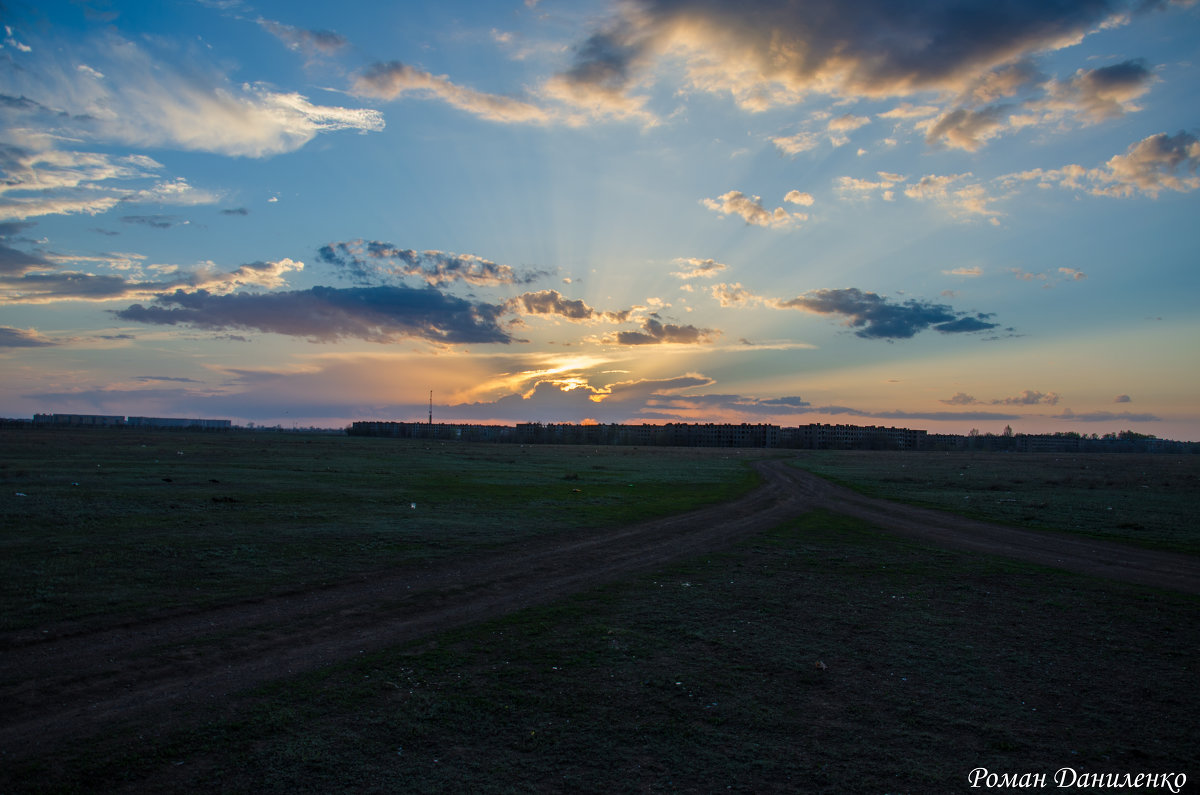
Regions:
[[428, 390, 433, 426]]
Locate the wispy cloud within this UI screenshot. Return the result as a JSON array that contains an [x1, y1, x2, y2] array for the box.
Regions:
[[257, 17, 348, 58], [670, 257, 728, 279], [318, 240, 544, 287], [0, 253, 303, 304], [2, 31, 382, 160]]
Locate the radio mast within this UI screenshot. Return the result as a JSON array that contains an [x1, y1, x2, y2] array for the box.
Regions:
[[428, 390, 433, 426]]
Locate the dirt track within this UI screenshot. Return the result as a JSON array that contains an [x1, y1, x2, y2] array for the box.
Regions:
[[1, 460, 1196, 762]]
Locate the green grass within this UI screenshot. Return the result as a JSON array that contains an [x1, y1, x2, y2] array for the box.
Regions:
[[790, 450, 1200, 554], [8, 510, 1196, 793], [0, 429, 763, 631]]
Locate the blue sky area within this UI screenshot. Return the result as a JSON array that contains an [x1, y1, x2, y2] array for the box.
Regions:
[[2, 0, 1198, 437]]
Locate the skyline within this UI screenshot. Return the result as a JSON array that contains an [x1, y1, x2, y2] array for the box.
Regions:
[[2, 1, 1198, 439]]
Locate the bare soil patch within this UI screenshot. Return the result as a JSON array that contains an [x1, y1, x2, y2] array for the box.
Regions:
[[2, 459, 1196, 776]]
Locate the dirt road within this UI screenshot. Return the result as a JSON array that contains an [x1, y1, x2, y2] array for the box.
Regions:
[[2, 460, 1196, 762]]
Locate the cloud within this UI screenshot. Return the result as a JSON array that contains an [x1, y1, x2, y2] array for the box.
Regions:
[[135, 375, 203, 384], [671, 257, 728, 279], [1008, 266, 1087, 286], [112, 285, 513, 345], [0, 141, 219, 221], [0, 242, 52, 276], [508, 290, 631, 323], [783, 190, 815, 207], [555, 0, 1144, 117], [613, 316, 719, 345], [944, 266, 983, 276], [353, 60, 562, 125], [221, 207, 249, 216], [1088, 131, 1200, 197], [714, 282, 1001, 339], [941, 389, 1061, 405], [878, 103, 940, 120], [257, 17, 348, 57], [941, 392, 978, 405], [771, 287, 999, 339], [904, 173, 1003, 222], [995, 390, 1061, 406], [710, 282, 756, 307], [701, 190, 807, 228], [1034, 59, 1157, 124], [835, 171, 907, 201], [121, 214, 187, 229], [0, 253, 303, 303], [923, 105, 1011, 151], [1000, 131, 1200, 199], [827, 113, 871, 146], [1053, 408, 1161, 422], [318, 240, 542, 287], [3, 32, 382, 159], [0, 120, 222, 222], [0, 325, 55, 347], [771, 131, 820, 155], [1114, 394, 1132, 403]]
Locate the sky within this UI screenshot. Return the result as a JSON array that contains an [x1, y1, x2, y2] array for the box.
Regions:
[[1, 0, 1198, 439]]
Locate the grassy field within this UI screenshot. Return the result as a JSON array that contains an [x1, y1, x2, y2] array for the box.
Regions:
[[790, 450, 1200, 554], [8, 511, 1197, 793], [2, 436, 1197, 792], [0, 429, 763, 632]]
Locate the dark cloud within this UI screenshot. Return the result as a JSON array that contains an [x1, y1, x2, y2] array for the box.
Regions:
[[220, 207, 249, 216], [995, 390, 1060, 406], [112, 285, 513, 345], [121, 215, 186, 229], [1058, 58, 1155, 121], [872, 409, 1023, 422], [508, 290, 631, 323], [614, 316, 719, 345], [1053, 408, 1160, 422], [560, 0, 1135, 103], [318, 240, 543, 287], [258, 18, 348, 56], [134, 375, 203, 384], [0, 243, 51, 276], [0, 221, 38, 239], [941, 392, 978, 405], [0, 326, 55, 347], [8, 271, 138, 300], [775, 288, 998, 339], [1113, 394, 1132, 403], [942, 389, 1059, 405], [510, 290, 596, 320]]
